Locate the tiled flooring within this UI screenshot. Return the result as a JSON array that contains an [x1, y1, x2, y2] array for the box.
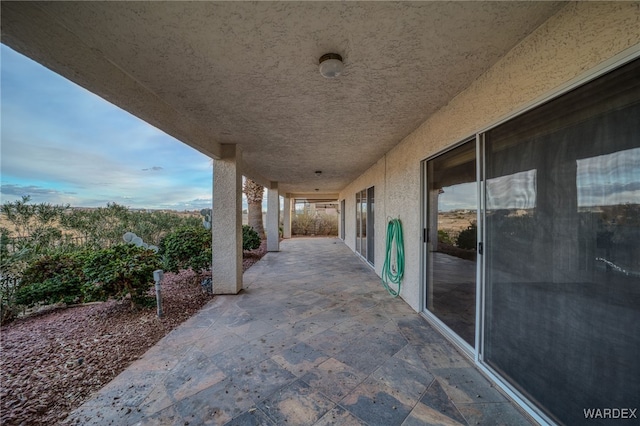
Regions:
[[65, 238, 533, 426], [430, 253, 476, 346]]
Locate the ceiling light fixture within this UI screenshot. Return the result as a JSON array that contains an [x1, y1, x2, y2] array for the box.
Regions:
[[318, 53, 344, 79]]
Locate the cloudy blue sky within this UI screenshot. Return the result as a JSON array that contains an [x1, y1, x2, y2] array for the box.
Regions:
[[1, 44, 213, 211]]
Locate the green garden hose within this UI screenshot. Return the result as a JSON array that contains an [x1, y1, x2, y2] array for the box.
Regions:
[[382, 218, 404, 297]]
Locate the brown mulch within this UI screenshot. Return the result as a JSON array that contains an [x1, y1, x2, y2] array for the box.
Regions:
[[0, 242, 267, 426]]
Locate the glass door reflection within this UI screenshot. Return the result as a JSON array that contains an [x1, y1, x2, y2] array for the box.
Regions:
[[426, 140, 477, 346]]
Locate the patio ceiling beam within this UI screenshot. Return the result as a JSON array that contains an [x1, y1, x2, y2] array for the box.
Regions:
[[289, 193, 340, 202]]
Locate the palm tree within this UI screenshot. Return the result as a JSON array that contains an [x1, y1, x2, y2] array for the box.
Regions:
[[243, 178, 265, 239]]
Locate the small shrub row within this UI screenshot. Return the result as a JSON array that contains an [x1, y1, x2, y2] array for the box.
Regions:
[[2, 222, 262, 323], [15, 244, 162, 309], [1, 196, 204, 258]]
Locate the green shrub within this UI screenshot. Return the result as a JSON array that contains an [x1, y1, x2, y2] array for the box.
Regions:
[[456, 222, 477, 250], [16, 252, 87, 307], [83, 244, 162, 307], [0, 245, 29, 324], [438, 230, 453, 245], [243, 225, 261, 251], [159, 226, 211, 273]]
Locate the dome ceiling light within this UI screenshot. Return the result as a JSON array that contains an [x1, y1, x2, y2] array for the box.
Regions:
[[318, 53, 344, 79]]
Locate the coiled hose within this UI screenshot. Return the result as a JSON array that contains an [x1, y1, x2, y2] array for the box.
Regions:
[[382, 218, 404, 297]]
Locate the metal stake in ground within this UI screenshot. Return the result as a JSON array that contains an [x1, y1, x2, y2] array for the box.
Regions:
[[153, 270, 164, 318]]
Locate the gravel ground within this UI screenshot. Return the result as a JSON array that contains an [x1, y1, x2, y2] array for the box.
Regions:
[[0, 243, 267, 426]]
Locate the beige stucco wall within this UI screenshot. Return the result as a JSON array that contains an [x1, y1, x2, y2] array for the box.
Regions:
[[339, 1, 640, 311]]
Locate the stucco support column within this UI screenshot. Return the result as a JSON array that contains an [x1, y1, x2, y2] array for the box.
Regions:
[[267, 182, 280, 252], [283, 195, 292, 239], [212, 145, 243, 294]]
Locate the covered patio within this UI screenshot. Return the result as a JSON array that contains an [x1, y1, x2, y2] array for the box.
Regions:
[[0, 0, 568, 294], [4, 2, 638, 423], [66, 238, 530, 425]]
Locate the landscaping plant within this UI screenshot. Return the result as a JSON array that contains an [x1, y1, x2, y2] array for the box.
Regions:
[[15, 251, 88, 307], [0, 244, 28, 324], [83, 244, 162, 307], [243, 225, 261, 251], [456, 222, 477, 250], [159, 226, 212, 273], [0, 196, 70, 256]]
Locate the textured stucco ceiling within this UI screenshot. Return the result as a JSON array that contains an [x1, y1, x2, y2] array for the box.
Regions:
[[1, 1, 563, 196]]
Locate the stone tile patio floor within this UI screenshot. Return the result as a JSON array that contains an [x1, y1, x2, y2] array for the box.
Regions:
[[66, 238, 534, 426]]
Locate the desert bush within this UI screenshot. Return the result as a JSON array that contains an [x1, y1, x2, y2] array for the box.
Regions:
[[59, 203, 203, 249], [292, 212, 338, 236], [438, 230, 453, 245], [130, 210, 201, 243], [2, 198, 205, 256], [159, 226, 211, 273], [1, 196, 68, 239], [0, 199, 212, 317], [83, 244, 162, 307], [315, 214, 338, 235], [15, 245, 162, 309], [243, 225, 261, 251], [1, 196, 70, 256], [0, 242, 29, 324], [15, 251, 88, 307], [456, 222, 477, 250], [60, 203, 133, 249], [292, 211, 315, 235]]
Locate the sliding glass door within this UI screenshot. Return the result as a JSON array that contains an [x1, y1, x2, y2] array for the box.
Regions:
[[482, 58, 640, 425], [340, 199, 345, 240], [424, 140, 477, 347], [422, 58, 639, 425], [356, 187, 375, 265]]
